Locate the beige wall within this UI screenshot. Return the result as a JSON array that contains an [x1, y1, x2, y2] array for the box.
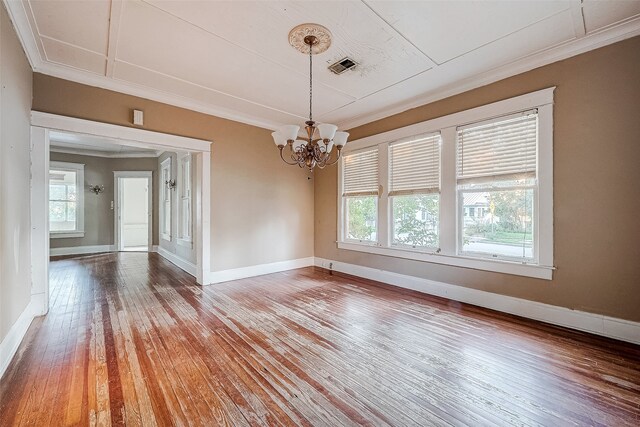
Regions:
[[315, 36, 640, 322], [33, 74, 314, 271], [0, 4, 33, 341], [49, 152, 159, 249]]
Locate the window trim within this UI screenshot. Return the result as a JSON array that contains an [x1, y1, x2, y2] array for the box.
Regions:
[[177, 153, 193, 248], [337, 87, 554, 280], [49, 161, 85, 239], [160, 157, 172, 241]]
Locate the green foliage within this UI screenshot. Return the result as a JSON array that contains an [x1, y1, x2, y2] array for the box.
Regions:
[[346, 197, 377, 241], [491, 189, 533, 232], [392, 194, 439, 247]]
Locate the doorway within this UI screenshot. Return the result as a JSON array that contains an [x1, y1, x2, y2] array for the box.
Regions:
[[115, 173, 153, 252], [31, 112, 212, 316]]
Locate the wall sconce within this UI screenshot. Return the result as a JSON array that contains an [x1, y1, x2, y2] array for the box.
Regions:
[[88, 184, 105, 195], [165, 179, 177, 191]]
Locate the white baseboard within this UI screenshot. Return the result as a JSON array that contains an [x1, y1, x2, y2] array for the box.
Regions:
[[156, 245, 197, 276], [30, 292, 48, 316], [0, 299, 39, 380], [208, 257, 315, 284], [50, 245, 114, 256], [314, 257, 640, 345]]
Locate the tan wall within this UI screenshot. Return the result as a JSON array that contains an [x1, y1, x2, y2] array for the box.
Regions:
[[49, 152, 159, 249], [0, 4, 33, 341], [315, 36, 640, 322], [33, 74, 314, 271]]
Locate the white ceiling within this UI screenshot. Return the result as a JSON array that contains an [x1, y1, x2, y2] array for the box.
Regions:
[[50, 131, 162, 157], [6, 0, 640, 131]]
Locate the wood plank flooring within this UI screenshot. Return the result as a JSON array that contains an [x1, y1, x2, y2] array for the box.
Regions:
[[1, 252, 639, 426]]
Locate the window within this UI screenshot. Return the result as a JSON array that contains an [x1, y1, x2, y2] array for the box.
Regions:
[[337, 88, 554, 279], [342, 148, 378, 242], [457, 111, 537, 261], [160, 157, 172, 241], [389, 132, 441, 249], [177, 153, 192, 246], [49, 161, 84, 238]]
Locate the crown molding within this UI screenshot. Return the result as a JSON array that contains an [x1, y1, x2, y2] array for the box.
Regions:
[[49, 146, 163, 159], [2, 0, 39, 69], [336, 15, 640, 130], [2, 0, 284, 131], [5, 0, 640, 134], [34, 61, 287, 131]]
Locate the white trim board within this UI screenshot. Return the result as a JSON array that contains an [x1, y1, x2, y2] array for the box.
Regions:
[[155, 246, 197, 277], [31, 112, 212, 153], [0, 300, 39, 380], [50, 245, 115, 256], [208, 257, 315, 285], [314, 258, 640, 345], [50, 146, 163, 159]]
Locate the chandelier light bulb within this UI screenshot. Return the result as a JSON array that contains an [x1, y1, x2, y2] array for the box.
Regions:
[[317, 123, 338, 141]]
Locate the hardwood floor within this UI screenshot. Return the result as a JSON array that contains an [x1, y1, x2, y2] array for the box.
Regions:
[[1, 253, 639, 426]]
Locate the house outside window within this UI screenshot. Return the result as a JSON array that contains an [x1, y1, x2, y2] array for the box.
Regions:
[[457, 112, 538, 261], [49, 161, 85, 238]]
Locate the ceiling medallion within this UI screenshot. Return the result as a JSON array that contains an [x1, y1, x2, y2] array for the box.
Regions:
[[288, 23, 332, 55], [273, 24, 348, 171]]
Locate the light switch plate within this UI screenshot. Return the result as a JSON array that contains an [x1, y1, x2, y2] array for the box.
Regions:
[[133, 109, 144, 126]]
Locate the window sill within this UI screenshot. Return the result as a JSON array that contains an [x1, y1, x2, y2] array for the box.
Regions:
[[50, 231, 85, 239], [337, 241, 553, 280]]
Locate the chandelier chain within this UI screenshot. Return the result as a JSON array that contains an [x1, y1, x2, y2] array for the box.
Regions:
[[309, 42, 313, 122]]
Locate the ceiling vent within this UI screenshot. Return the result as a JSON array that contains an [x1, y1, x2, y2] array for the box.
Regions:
[[328, 57, 357, 75]]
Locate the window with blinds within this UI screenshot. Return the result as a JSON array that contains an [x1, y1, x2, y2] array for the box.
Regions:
[[457, 110, 538, 261], [389, 133, 441, 249], [342, 148, 379, 242], [389, 132, 441, 196], [457, 111, 537, 184], [342, 148, 379, 196]]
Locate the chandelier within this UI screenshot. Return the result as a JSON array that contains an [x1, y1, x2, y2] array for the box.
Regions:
[[272, 24, 348, 171]]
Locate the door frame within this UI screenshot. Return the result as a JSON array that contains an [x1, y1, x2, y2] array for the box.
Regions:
[[114, 171, 153, 252], [31, 112, 212, 315]]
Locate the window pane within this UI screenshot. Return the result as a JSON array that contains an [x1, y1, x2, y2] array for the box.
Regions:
[[49, 201, 66, 222], [67, 185, 77, 202], [461, 189, 534, 259], [392, 194, 439, 248], [346, 196, 377, 242], [67, 201, 76, 221], [50, 184, 66, 200]]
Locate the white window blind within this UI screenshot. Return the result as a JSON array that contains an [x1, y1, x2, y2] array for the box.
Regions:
[[343, 148, 379, 196], [457, 110, 537, 183], [389, 132, 441, 196]]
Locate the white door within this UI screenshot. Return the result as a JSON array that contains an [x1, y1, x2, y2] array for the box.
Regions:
[[116, 174, 152, 251]]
